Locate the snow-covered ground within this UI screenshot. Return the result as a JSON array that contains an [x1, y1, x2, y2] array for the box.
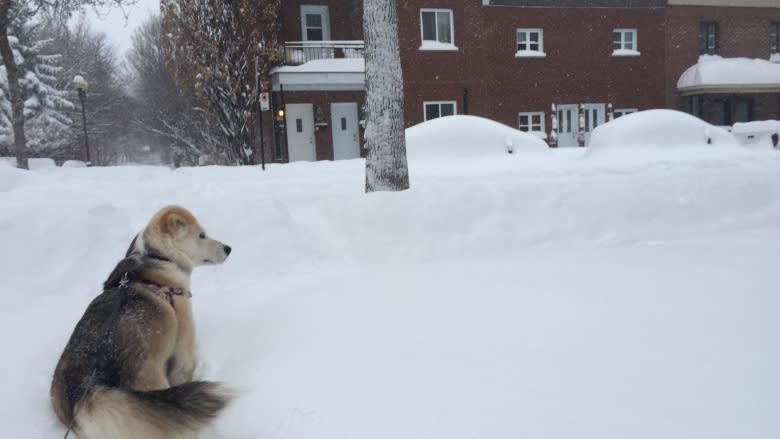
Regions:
[[1, 148, 779, 439]]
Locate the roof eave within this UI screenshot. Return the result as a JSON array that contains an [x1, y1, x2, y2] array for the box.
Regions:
[[678, 84, 780, 95]]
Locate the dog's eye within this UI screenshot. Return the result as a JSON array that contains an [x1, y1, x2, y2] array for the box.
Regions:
[[199, 233, 205, 239]]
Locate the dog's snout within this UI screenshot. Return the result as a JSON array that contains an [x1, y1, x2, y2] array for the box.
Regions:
[[223, 245, 232, 256]]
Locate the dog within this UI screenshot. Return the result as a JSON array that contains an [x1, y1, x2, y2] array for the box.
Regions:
[[50, 205, 233, 438]]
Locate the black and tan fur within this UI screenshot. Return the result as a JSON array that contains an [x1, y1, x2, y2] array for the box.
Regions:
[[50, 206, 233, 438]]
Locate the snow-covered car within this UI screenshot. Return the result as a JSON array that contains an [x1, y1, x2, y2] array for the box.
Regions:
[[731, 120, 780, 149], [587, 109, 739, 155], [405, 115, 549, 159]]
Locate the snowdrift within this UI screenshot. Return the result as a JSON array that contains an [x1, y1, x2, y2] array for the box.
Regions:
[[1, 150, 779, 439]]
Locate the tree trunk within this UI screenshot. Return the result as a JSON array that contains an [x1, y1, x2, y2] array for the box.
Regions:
[[0, 0, 28, 170], [363, 0, 409, 192]]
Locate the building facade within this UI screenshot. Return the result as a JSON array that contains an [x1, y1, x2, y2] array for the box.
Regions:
[[263, 0, 780, 162]]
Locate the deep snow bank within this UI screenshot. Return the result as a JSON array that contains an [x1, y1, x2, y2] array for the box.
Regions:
[[1, 153, 779, 439]]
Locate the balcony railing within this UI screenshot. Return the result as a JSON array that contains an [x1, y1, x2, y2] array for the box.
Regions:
[[283, 40, 365, 65]]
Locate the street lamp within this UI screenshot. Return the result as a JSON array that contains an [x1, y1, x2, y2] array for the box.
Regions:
[[72, 75, 91, 166]]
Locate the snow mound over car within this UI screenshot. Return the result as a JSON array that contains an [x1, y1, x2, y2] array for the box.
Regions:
[[406, 115, 549, 159], [732, 120, 780, 149], [588, 110, 739, 158]]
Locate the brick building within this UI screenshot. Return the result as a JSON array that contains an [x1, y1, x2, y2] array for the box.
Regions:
[[262, 0, 780, 161]]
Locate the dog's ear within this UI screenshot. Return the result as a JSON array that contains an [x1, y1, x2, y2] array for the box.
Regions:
[[162, 212, 188, 238]]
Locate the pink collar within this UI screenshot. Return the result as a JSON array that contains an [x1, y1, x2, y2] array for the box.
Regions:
[[132, 279, 191, 308]]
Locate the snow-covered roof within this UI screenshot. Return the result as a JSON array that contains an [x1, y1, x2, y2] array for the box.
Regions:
[[677, 55, 780, 95], [271, 59, 365, 92]]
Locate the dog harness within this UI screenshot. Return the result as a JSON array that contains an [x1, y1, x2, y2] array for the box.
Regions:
[[130, 278, 192, 308]]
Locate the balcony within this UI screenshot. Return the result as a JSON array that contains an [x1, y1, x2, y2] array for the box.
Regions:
[[283, 40, 364, 66]]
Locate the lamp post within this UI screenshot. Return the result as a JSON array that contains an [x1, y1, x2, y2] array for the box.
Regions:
[[72, 75, 91, 166]]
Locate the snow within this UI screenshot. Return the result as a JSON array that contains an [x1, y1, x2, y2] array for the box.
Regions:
[[588, 109, 740, 158], [272, 58, 365, 74], [771, 53, 780, 63], [677, 55, 780, 91], [515, 49, 546, 58], [62, 160, 88, 168], [405, 115, 549, 159], [732, 120, 780, 149], [2, 145, 780, 438], [27, 157, 56, 169], [419, 41, 459, 51], [612, 49, 641, 57]]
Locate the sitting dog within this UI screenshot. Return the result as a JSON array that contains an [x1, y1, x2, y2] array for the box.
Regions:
[[51, 205, 233, 438]]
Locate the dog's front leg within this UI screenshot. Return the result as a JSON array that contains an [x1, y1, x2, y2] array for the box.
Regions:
[[167, 351, 195, 386]]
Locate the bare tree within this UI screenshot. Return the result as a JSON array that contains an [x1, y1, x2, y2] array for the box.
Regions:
[[363, 0, 409, 192], [40, 15, 131, 164], [162, 0, 281, 165], [0, 0, 133, 169]]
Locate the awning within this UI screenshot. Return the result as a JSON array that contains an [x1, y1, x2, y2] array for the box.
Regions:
[[270, 59, 365, 92], [677, 55, 780, 95]]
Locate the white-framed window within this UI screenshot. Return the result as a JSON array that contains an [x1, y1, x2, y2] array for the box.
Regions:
[[301, 5, 330, 41], [518, 112, 545, 133], [613, 28, 639, 56], [424, 101, 456, 121], [516, 29, 545, 57], [420, 9, 457, 51], [613, 108, 637, 119]]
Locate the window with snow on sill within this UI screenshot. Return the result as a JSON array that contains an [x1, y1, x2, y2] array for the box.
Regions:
[[612, 49, 641, 57], [419, 41, 459, 51], [515, 50, 546, 58]]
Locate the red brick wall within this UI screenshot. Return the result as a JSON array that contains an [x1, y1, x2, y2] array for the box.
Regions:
[[280, 0, 363, 42], [398, 2, 667, 129]]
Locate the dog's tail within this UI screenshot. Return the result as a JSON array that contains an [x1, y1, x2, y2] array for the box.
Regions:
[[72, 381, 233, 439]]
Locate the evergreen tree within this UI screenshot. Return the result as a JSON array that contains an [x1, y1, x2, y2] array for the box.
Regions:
[[0, 16, 73, 158], [0, 0, 133, 169]]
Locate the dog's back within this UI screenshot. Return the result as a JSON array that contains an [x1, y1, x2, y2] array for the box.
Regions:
[[50, 256, 232, 439]]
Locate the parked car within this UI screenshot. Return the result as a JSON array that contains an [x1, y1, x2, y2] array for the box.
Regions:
[[731, 120, 780, 149]]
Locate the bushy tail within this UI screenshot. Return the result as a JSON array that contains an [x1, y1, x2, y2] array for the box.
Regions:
[[73, 381, 234, 439]]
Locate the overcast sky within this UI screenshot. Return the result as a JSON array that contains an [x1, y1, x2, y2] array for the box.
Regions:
[[84, 0, 159, 56]]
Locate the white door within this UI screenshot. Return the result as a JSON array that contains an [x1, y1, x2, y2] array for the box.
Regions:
[[556, 104, 578, 147], [331, 103, 360, 160], [582, 103, 606, 145], [301, 5, 330, 41], [286, 104, 316, 162]]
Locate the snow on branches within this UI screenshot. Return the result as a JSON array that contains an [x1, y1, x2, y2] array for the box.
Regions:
[[162, 0, 282, 165], [0, 19, 73, 157]]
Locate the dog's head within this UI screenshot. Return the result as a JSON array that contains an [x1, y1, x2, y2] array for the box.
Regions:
[[134, 205, 231, 269]]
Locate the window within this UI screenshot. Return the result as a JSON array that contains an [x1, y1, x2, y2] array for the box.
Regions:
[[424, 101, 456, 121], [699, 22, 719, 55], [301, 5, 330, 41], [516, 29, 545, 57], [420, 9, 456, 50], [613, 108, 637, 119], [518, 112, 545, 133], [613, 29, 639, 56], [734, 99, 753, 123], [772, 23, 779, 56], [705, 99, 729, 126]]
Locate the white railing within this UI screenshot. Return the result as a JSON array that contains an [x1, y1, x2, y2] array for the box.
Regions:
[[283, 40, 364, 65]]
